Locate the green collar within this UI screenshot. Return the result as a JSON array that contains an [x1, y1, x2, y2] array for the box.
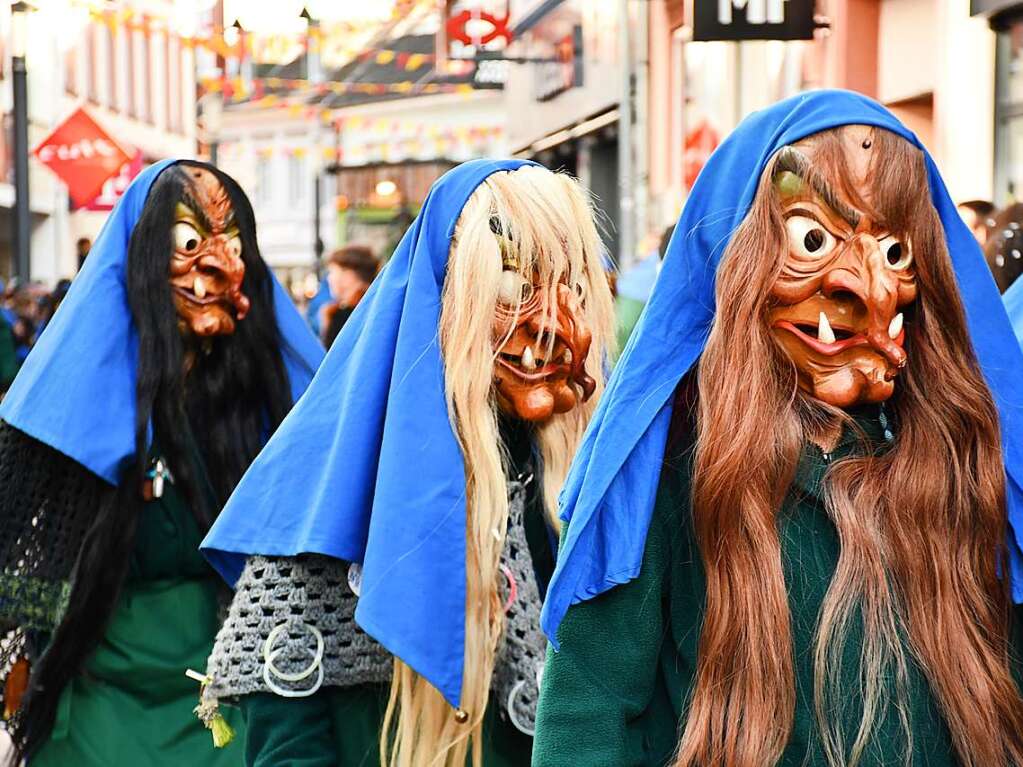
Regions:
[[791, 405, 893, 498]]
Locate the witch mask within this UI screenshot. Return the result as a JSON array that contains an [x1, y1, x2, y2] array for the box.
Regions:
[[768, 127, 918, 408], [170, 166, 251, 337], [491, 222, 595, 422]]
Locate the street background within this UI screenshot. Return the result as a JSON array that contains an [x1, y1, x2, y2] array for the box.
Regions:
[[0, 0, 1018, 756]]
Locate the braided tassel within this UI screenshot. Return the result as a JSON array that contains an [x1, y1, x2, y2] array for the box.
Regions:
[[187, 669, 235, 748]]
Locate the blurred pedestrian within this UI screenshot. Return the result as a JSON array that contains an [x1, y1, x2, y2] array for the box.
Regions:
[[0, 309, 19, 392], [320, 245, 378, 347], [983, 202, 1023, 294], [76, 236, 92, 272], [958, 199, 995, 245]]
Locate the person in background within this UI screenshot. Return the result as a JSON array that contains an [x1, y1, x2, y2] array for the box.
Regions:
[[983, 203, 1023, 294], [0, 309, 19, 392], [614, 224, 673, 353], [958, 199, 996, 245], [76, 237, 92, 272], [319, 245, 378, 347]]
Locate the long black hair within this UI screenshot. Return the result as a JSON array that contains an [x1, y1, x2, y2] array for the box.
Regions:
[[11, 161, 293, 762]]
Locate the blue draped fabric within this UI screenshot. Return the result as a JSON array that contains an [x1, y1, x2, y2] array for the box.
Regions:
[[0, 159, 323, 485], [541, 89, 1023, 645], [201, 159, 537, 707]]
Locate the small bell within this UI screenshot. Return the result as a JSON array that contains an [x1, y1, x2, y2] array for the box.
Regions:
[[454, 708, 469, 724]]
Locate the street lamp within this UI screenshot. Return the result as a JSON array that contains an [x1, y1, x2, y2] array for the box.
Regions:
[[11, 1, 32, 282]]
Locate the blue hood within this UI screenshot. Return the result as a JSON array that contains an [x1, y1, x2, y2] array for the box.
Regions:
[[0, 159, 324, 484], [202, 158, 538, 708], [541, 89, 1023, 645]]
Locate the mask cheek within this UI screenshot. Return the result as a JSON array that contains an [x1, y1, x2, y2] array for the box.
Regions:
[[770, 272, 824, 305]]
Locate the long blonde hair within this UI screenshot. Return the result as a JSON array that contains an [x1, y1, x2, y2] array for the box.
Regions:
[[380, 165, 615, 767]]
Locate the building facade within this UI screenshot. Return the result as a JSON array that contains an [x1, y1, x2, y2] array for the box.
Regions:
[[2, 0, 198, 283]]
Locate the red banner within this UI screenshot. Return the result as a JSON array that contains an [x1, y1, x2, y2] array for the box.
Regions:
[[84, 151, 144, 211], [34, 107, 132, 209]]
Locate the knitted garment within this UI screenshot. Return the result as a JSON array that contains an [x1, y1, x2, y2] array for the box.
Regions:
[[0, 420, 108, 731], [204, 480, 549, 733]]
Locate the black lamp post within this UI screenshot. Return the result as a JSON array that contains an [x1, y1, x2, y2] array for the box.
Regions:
[[11, 1, 32, 282]]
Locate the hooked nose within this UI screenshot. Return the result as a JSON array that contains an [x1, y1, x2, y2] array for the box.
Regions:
[[822, 234, 905, 368], [198, 235, 244, 281]]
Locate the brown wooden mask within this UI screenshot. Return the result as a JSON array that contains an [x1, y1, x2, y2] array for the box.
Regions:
[[767, 129, 918, 408], [491, 231, 595, 422], [169, 167, 251, 337]]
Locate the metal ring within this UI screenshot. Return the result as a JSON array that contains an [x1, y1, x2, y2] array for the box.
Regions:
[[262, 622, 324, 683], [506, 679, 535, 736], [262, 646, 324, 698]]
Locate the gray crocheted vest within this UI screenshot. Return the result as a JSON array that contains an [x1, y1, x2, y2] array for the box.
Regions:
[[205, 479, 548, 735]]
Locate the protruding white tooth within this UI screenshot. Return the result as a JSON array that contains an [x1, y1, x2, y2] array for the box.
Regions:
[[817, 311, 836, 344], [521, 346, 536, 370], [563, 349, 573, 364], [194, 275, 207, 299], [888, 312, 904, 340]]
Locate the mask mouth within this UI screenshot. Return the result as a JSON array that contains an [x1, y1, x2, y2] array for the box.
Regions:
[[772, 309, 906, 361], [496, 342, 574, 381], [171, 271, 250, 320]]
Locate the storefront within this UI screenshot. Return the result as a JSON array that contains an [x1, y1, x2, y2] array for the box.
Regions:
[[975, 0, 1023, 202]]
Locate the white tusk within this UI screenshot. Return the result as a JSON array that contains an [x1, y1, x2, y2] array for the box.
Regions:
[[194, 275, 207, 299], [888, 312, 904, 340], [521, 346, 536, 370], [817, 311, 836, 344]]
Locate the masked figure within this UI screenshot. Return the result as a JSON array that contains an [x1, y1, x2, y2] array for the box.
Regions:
[[532, 91, 1023, 767], [198, 160, 614, 767], [0, 160, 323, 766]]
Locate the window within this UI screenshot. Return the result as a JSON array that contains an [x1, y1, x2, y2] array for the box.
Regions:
[[256, 154, 272, 207], [995, 18, 1023, 203], [288, 152, 307, 203]]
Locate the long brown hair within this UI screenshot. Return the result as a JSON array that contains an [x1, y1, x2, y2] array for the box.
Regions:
[[675, 126, 1023, 767]]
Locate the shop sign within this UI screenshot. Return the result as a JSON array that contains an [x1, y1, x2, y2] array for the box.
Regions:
[[33, 107, 132, 209], [684, 119, 720, 190], [84, 151, 144, 211], [693, 0, 817, 41]]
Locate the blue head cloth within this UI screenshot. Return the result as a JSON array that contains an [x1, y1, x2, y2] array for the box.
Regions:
[[0, 159, 324, 484], [541, 89, 1023, 646], [1005, 276, 1023, 347], [201, 158, 537, 707]]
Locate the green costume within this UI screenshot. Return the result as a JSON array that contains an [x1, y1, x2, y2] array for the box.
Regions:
[[231, 422, 549, 767], [532, 413, 972, 767], [31, 476, 244, 767]]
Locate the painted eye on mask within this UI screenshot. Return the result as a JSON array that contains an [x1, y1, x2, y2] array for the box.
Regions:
[[879, 235, 912, 271], [498, 270, 534, 305], [785, 215, 836, 259], [174, 222, 202, 252]]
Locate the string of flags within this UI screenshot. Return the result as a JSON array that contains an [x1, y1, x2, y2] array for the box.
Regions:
[[199, 76, 478, 105], [70, 0, 431, 67], [217, 125, 505, 166]]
